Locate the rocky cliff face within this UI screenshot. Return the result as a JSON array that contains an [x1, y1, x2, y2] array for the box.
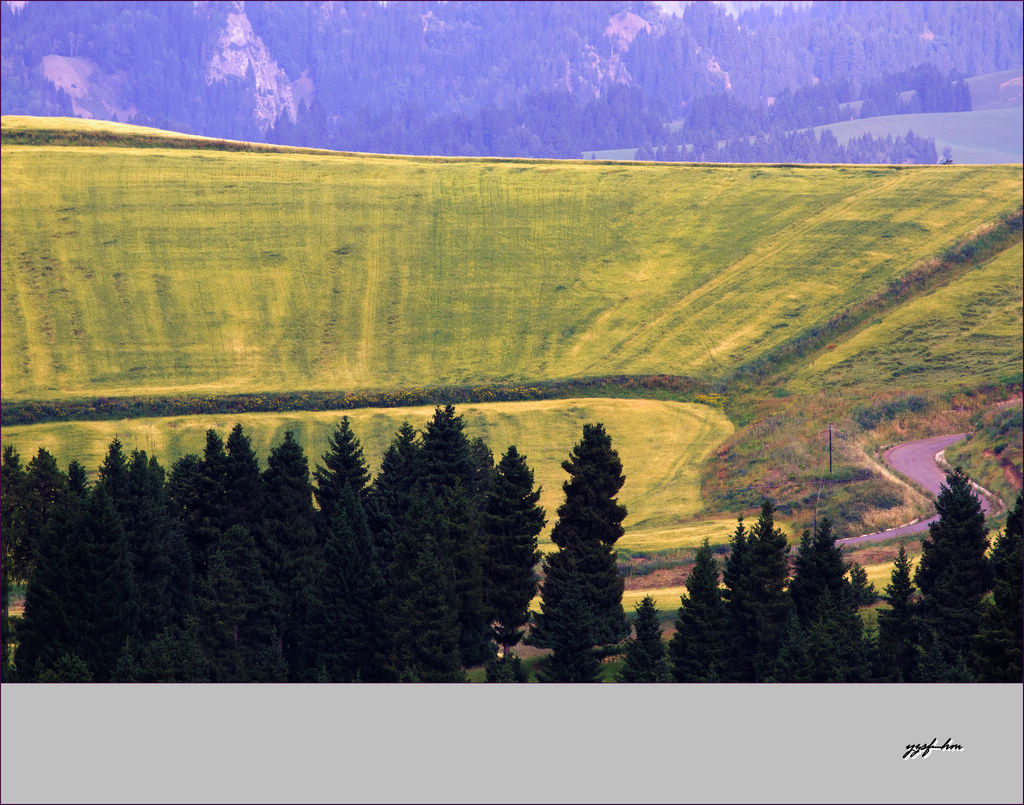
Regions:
[[204, 1, 297, 130]]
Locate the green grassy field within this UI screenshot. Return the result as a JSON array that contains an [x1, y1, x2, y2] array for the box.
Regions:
[[0, 397, 733, 549], [3, 117, 1020, 405]]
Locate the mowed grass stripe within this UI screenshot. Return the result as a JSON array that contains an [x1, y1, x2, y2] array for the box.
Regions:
[[2, 131, 1020, 402], [790, 241, 1024, 391], [0, 398, 733, 549]]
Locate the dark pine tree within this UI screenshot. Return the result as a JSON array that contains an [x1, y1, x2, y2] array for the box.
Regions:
[[670, 538, 726, 682], [392, 534, 465, 683], [314, 485, 393, 682], [313, 416, 371, 520], [195, 524, 286, 682], [783, 517, 867, 680], [914, 468, 991, 680], [260, 431, 321, 681], [2, 447, 29, 679], [536, 571, 602, 683], [532, 423, 628, 652], [481, 445, 545, 658], [19, 482, 136, 682], [12, 466, 88, 681], [418, 405, 491, 667], [167, 429, 230, 581], [224, 423, 265, 536], [366, 421, 422, 575], [974, 493, 1023, 682], [23, 448, 70, 580], [619, 595, 671, 682], [877, 543, 919, 681], [722, 503, 792, 681], [122, 450, 183, 642]]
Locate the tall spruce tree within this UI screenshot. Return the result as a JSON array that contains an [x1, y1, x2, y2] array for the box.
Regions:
[[721, 503, 792, 681], [12, 470, 87, 680], [532, 423, 628, 651], [536, 571, 602, 683], [367, 422, 422, 575], [418, 406, 491, 667], [313, 416, 371, 519], [2, 448, 29, 679], [783, 517, 867, 680], [195, 524, 284, 682], [392, 534, 465, 682], [974, 493, 1023, 682], [260, 431, 321, 681], [481, 445, 545, 657], [619, 595, 671, 682], [914, 468, 991, 680], [122, 450, 180, 642], [877, 543, 919, 681], [670, 538, 726, 682], [224, 423, 265, 535], [314, 485, 392, 681]]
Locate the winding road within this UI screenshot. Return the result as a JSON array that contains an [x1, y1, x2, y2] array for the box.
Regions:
[[836, 432, 993, 547]]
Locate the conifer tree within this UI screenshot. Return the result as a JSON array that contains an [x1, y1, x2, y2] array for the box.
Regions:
[[721, 502, 792, 681], [12, 472, 86, 680], [19, 484, 136, 682], [418, 406, 491, 666], [121, 450, 182, 641], [367, 422, 422, 573], [619, 596, 671, 682], [877, 544, 919, 681], [313, 416, 371, 519], [315, 485, 393, 681], [789, 518, 847, 627], [532, 424, 628, 651], [670, 539, 726, 682], [76, 486, 137, 681], [195, 524, 282, 681], [24, 448, 69, 578], [536, 572, 602, 683], [260, 431, 321, 680], [2, 448, 29, 679], [974, 494, 1022, 682], [914, 468, 991, 679], [224, 423, 265, 535], [392, 534, 465, 682], [481, 445, 545, 657], [167, 430, 230, 580]]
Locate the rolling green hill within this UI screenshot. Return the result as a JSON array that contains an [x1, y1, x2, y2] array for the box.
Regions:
[[2, 116, 1020, 405], [1, 116, 1020, 591]]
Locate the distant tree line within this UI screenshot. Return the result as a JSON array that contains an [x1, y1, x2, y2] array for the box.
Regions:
[[634, 127, 939, 165], [2, 407, 1020, 683]]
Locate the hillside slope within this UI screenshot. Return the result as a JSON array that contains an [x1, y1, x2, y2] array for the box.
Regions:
[[2, 118, 1020, 404]]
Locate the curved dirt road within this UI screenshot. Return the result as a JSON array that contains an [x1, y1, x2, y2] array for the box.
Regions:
[[836, 433, 985, 546]]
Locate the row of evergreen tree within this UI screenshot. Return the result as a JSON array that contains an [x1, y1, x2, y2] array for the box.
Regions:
[[617, 483, 1021, 684], [633, 128, 940, 165], [2, 406, 1020, 683]]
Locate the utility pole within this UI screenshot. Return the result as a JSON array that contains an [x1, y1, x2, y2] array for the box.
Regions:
[[828, 423, 833, 475]]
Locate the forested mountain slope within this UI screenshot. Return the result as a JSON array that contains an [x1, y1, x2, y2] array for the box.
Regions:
[[2, 1, 1020, 160]]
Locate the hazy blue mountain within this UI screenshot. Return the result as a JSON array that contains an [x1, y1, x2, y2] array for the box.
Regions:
[[2, 1, 1020, 161]]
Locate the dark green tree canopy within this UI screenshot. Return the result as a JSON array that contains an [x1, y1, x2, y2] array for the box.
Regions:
[[482, 445, 545, 656], [619, 595, 671, 682]]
